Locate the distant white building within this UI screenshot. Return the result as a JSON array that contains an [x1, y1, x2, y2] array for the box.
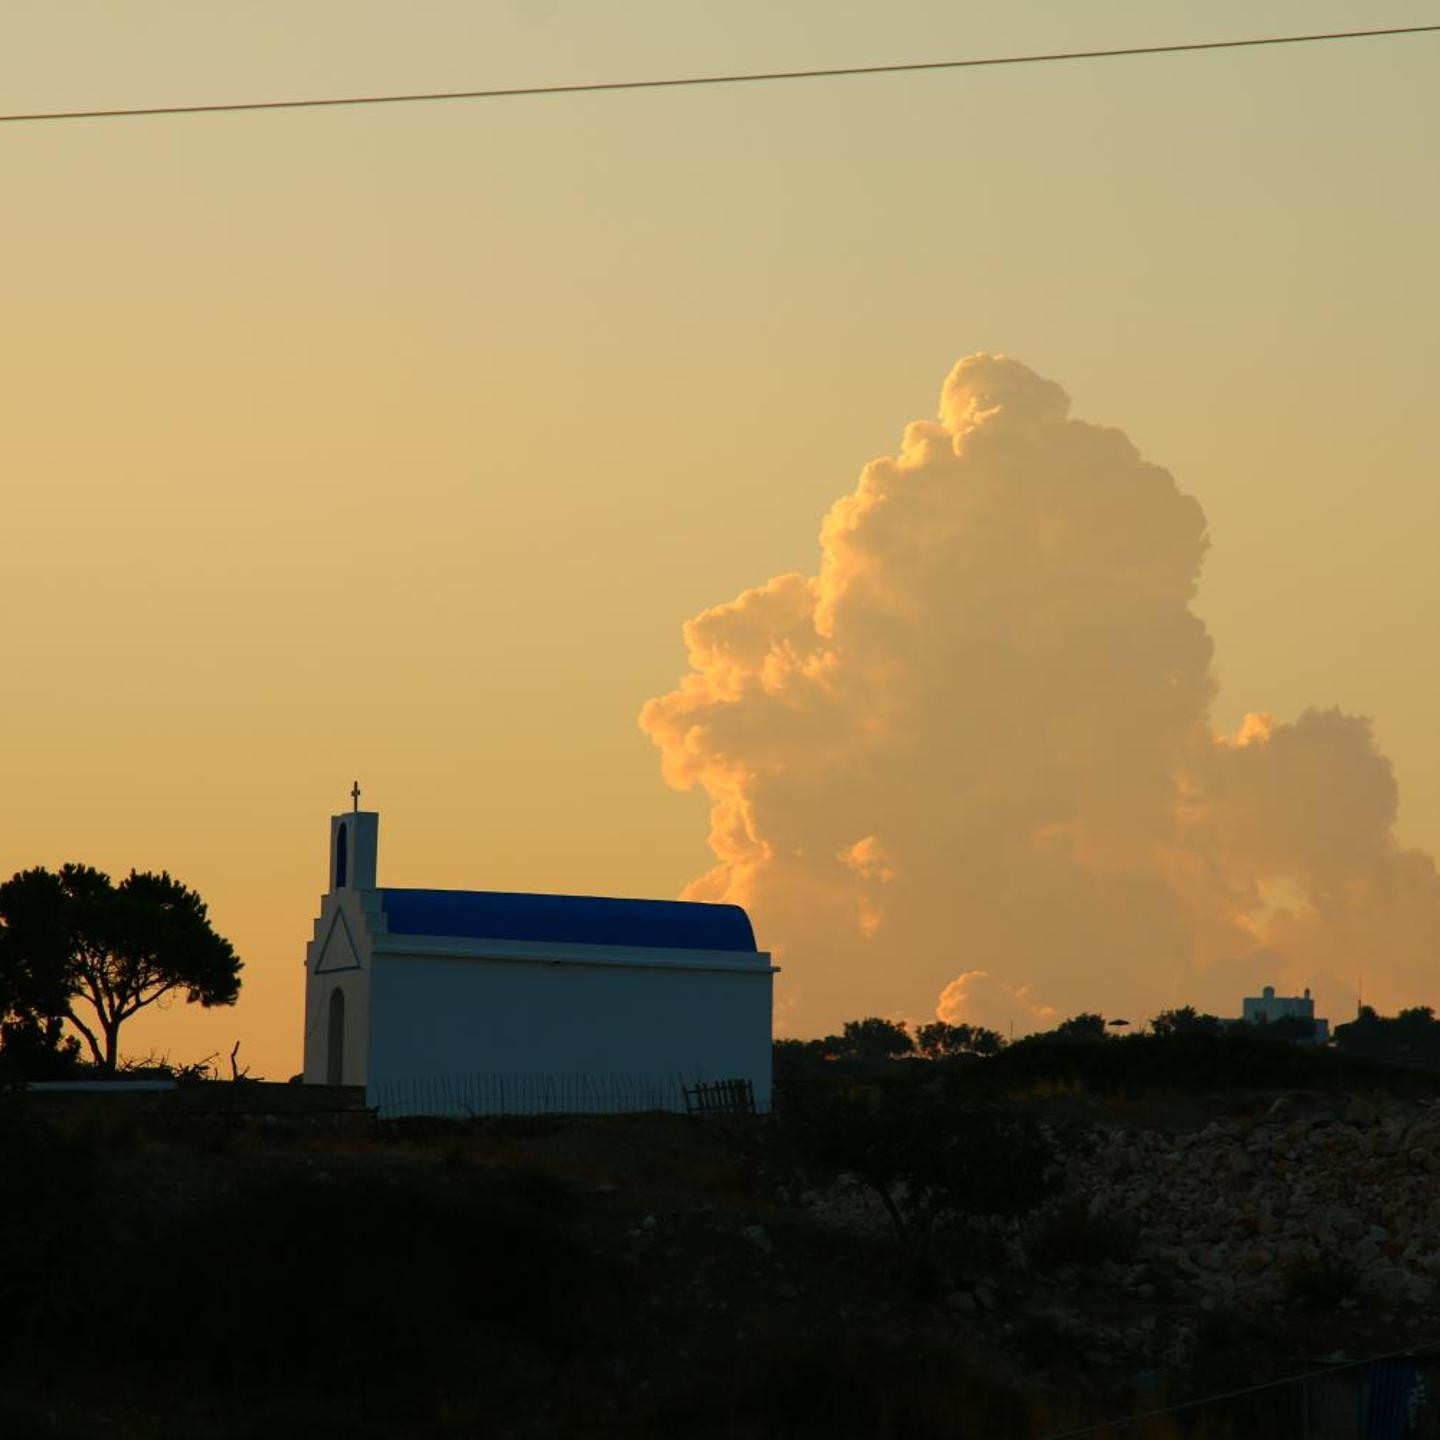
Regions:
[[1241, 984, 1330, 1043], [301, 804, 775, 1115]]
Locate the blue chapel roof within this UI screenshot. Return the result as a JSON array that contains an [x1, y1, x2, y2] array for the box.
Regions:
[[378, 888, 758, 953]]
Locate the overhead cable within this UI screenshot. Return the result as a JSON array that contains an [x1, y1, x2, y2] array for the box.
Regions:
[[0, 23, 1437, 126], [1038, 1337, 1440, 1439]]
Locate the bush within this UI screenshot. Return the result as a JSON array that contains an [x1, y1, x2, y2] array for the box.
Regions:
[[119, 1165, 593, 1395], [0, 1017, 83, 1083], [1027, 1201, 1138, 1271], [914, 1021, 1004, 1059], [790, 1068, 1057, 1243], [0, 1100, 101, 1357], [1284, 1254, 1360, 1310], [982, 1029, 1436, 1098], [0, 1115, 599, 1425]]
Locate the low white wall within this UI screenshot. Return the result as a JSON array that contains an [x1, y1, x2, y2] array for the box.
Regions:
[[367, 950, 772, 1116]]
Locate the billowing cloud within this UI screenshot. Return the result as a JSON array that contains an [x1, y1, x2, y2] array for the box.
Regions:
[[937, 970, 1057, 1035], [639, 355, 1439, 1034]]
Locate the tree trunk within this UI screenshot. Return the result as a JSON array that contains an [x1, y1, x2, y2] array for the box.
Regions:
[[66, 1009, 105, 1068], [873, 1182, 908, 1242], [102, 1020, 120, 1073]]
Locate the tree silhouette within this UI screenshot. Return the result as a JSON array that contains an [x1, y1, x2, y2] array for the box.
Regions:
[[914, 1020, 1004, 1059], [835, 1017, 914, 1061], [0, 868, 79, 1073], [1334, 1005, 1440, 1066], [1051, 1013, 1107, 1043], [1149, 1005, 1224, 1038], [803, 1077, 1055, 1244], [0, 864, 240, 1072], [1264, 1013, 1317, 1043]]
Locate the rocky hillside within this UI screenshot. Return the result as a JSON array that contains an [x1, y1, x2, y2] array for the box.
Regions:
[[6, 1078, 1440, 1438], [1060, 1093, 1440, 1311], [786, 1083, 1440, 1417]]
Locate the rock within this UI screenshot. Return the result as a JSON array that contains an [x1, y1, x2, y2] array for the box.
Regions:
[[944, 1290, 978, 1314], [1370, 1265, 1432, 1306], [1323, 1206, 1361, 1239], [998, 1100, 1440, 1318], [1409, 1121, 1440, 1149], [741, 1224, 772, 1255], [1237, 1242, 1275, 1274], [1199, 1245, 1230, 1271]]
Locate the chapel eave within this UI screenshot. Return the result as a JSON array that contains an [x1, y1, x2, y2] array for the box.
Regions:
[[369, 929, 777, 976]]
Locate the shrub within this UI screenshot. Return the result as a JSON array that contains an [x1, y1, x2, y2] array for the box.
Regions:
[[794, 1070, 1057, 1243], [1284, 1254, 1360, 1310], [1027, 1201, 1138, 1271], [0, 1100, 101, 1358]]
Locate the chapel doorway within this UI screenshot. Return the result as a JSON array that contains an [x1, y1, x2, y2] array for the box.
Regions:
[[326, 986, 345, 1085]]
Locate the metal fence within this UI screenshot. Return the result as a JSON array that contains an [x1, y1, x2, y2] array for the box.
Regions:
[[370, 1071, 705, 1119], [682, 1078, 756, 1117]]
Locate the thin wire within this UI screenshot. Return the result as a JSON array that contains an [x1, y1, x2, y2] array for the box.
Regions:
[[0, 23, 1438, 126], [1037, 1335, 1440, 1439]]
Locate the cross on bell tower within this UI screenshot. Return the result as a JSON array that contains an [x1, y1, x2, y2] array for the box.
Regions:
[[329, 788, 378, 891]]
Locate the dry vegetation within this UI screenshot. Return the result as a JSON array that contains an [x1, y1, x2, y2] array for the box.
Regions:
[[4, 1054, 1439, 1438]]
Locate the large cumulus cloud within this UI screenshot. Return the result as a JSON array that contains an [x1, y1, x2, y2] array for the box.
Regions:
[[639, 355, 1438, 1033]]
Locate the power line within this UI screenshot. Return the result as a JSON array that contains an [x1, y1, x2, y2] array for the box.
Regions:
[[1037, 1336, 1440, 1439], [0, 23, 1437, 127]]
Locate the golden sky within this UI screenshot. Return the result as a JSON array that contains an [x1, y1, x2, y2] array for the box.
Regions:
[[2, 2, 1438, 1076]]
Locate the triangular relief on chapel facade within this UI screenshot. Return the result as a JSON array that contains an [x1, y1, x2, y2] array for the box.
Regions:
[[313, 908, 363, 974]]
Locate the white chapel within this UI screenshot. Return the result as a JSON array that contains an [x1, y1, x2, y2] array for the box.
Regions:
[[301, 801, 775, 1115]]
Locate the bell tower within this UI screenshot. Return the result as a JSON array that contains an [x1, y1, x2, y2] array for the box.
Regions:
[[329, 782, 379, 891]]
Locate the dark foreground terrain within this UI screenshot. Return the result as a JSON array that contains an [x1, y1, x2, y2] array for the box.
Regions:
[[6, 1043, 1440, 1438]]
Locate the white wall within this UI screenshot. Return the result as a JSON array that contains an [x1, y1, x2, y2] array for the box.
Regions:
[[1242, 992, 1315, 1024], [367, 950, 773, 1115], [301, 890, 375, 1086]]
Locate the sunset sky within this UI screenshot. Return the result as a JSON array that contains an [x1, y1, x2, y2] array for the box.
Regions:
[[3, 2, 1439, 1077]]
